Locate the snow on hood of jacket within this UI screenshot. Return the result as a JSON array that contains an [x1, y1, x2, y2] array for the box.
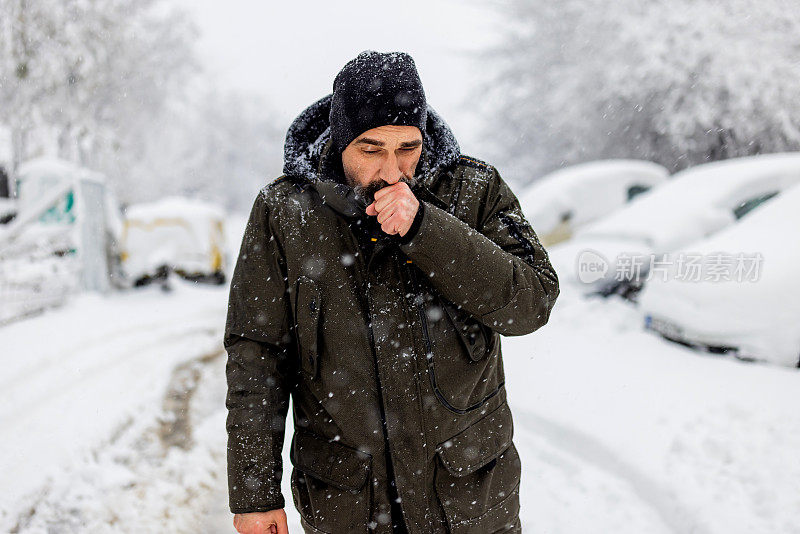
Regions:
[[283, 93, 461, 195]]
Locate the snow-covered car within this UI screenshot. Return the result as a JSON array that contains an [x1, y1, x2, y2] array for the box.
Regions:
[[121, 196, 227, 285], [549, 152, 800, 298], [519, 159, 668, 246], [638, 182, 800, 367]]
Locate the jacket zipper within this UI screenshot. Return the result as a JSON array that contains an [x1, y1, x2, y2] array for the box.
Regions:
[[363, 285, 390, 440], [353, 229, 405, 527], [406, 264, 502, 415], [363, 282, 404, 515]]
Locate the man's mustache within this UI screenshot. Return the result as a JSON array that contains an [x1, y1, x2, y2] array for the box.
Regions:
[[354, 175, 418, 202]]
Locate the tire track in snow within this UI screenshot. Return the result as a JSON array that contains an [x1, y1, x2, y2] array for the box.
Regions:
[[514, 407, 712, 534], [0, 309, 219, 393], [7, 346, 227, 533], [0, 321, 220, 428]]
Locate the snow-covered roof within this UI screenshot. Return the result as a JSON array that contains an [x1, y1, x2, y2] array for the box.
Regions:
[[520, 159, 668, 231], [528, 159, 668, 199], [17, 158, 107, 184], [124, 196, 225, 222], [652, 181, 800, 286], [577, 152, 800, 251]]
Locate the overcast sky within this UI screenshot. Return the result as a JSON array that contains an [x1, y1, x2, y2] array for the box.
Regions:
[[176, 0, 502, 156]]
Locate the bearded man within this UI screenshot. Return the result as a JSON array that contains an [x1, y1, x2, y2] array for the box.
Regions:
[[225, 50, 560, 534]]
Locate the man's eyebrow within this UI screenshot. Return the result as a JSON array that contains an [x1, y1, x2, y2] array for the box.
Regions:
[[354, 137, 385, 146], [353, 137, 423, 148], [399, 139, 423, 148]]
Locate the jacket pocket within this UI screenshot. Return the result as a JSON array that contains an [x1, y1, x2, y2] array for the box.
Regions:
[[293, 275, 322, 379], [442, 301, 497, 363], [426, 295, 505, 413], [434, 401, 521, 533], [290, 428, 373, 533]]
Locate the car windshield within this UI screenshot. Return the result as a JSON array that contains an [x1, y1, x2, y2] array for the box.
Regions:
[[626, 184, 651, 201], [733, 191, 779, 219]]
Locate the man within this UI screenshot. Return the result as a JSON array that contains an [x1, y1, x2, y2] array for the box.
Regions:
[[225, 50, 560, 534]]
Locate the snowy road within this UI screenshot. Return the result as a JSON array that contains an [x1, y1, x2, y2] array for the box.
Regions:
[[2, 276, 799, 532], [0, 279, 230, 532]]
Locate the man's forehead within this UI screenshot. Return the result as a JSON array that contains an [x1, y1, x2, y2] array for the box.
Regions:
[[352, 125, 423, 147]]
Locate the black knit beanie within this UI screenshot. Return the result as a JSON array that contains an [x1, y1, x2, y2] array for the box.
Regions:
[[329, 50, 428, 153]]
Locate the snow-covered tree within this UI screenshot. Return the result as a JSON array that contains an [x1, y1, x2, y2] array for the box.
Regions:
[[475, 0, 800, 183], [0, 0, 286, 213], [0, 0, 197, 177], [122, 86, 285, 213]]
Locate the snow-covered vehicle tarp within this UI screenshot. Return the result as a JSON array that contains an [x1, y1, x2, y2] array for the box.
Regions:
[[637, 182, 800, 367], [519, 159, 668, 246], [121, 196, 227, 285], [549, 152, 800, 297], [0, 158, 123, 324]]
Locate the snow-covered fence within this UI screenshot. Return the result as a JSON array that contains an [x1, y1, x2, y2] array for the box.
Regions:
[[0, 195, 78, 325], [0, 246, 80, 325]]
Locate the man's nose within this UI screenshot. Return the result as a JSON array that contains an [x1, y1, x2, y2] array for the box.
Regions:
[[379, 152, 404, 184]]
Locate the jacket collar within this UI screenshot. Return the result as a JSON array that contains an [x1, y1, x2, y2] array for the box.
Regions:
[[282, 93, 461, 220]]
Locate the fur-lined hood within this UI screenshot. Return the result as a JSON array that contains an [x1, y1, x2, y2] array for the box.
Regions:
[[282, 93, 461, 219]]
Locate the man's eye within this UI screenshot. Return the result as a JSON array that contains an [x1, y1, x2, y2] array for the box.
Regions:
[[362, 147, 416, 154]]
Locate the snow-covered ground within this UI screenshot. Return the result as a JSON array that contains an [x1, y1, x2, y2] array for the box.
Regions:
[[506, 284, 800, 533], [1, 231, 798, 533], [0, 277, 231, 532]]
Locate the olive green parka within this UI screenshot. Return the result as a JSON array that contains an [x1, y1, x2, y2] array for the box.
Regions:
[[224, 94, 560, 533]]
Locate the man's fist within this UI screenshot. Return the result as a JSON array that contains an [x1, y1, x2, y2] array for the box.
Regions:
[[233, 509, 288, 534], [366, 181, 419, 236]]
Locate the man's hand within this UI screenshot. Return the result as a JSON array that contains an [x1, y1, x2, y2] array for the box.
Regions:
[[233, 509, 289, 534], [366, 181, 419, 236]]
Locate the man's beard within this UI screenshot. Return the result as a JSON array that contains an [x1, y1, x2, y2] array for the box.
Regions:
[[352, 174, 418, 205]]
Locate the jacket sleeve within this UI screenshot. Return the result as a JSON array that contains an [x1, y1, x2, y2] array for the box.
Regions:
[[224, 188, 295, 514], [398, 165, 560, 336]]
